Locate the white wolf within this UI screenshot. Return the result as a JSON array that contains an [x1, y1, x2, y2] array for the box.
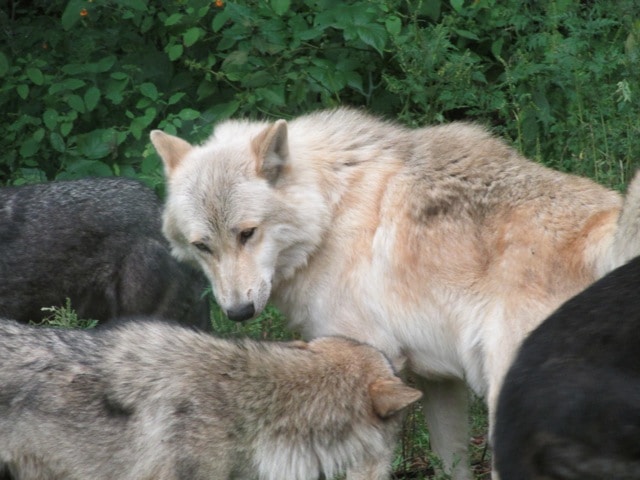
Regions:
[[151, 108, 640, 479]]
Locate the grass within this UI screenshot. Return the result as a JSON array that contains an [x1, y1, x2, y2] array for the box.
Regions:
[[34, 298, 98, 330]]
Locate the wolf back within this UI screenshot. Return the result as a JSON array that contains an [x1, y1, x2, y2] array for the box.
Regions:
[[0, 177, 210, 330], [494, 254, 640, 480], [0, 319, 421, 480]]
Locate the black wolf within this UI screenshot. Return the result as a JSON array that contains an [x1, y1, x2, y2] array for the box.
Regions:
[[494, 255, 640, 479], [0, 177, 210, 329]]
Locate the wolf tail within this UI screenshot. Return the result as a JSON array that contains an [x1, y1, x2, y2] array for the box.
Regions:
[[610, 170, 640, 268]]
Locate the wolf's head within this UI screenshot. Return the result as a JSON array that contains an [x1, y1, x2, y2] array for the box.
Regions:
[[150, 120, 329, 322]]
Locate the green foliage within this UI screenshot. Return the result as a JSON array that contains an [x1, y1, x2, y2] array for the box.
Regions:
[[210, 299, 298, 341], [1, 0, 638, 189], [36, 298, 99, 329]]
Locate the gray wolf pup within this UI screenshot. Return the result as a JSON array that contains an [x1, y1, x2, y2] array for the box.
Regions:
[[0, 319, 421, 480], [494, 254, 640, 480], [151, 107, 640, 479], [0, 177, 210, 330]]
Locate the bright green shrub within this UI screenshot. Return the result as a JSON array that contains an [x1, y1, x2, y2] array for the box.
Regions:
[[0, 0, 638, 189]]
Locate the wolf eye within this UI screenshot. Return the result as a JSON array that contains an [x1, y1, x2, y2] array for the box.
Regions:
[[239, 227, 256, 245], [192, 241, 212, 254]]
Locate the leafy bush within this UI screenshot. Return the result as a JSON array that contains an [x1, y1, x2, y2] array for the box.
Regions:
[[1, 0, 638, 189]]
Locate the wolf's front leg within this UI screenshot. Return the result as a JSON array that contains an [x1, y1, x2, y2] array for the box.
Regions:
[[415, 377, 474, 480]]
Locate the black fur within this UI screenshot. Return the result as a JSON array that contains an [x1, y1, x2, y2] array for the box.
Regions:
[[0, 177, 211, 330], [494, 255, 640, 479]]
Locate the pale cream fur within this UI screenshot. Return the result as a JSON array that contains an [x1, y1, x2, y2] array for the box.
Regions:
[[151, 108, 640, 480]]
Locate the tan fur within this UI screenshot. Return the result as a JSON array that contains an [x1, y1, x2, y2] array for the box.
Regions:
[[151, 108, 640, 480], [0, 320, 421, 480]]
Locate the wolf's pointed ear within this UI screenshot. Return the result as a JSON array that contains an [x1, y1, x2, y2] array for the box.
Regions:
[[150, 130, 194, 176], [252, 120, 289, 185], [369, 378, 423, 419]]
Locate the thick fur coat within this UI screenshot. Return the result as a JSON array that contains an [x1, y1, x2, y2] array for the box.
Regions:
[[151, 108, 640, 479], [0, 319, 420, 480], [0, 177, 210, 329]]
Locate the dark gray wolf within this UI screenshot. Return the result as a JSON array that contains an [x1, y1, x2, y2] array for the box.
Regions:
[[494, 254, 640, 480], [0, 177, 210, 330], [151, 107, 640, 479], [0, 319, 421, 480]]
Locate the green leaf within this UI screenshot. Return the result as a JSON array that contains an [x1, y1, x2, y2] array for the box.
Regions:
[[241, 71, 272, 88], [66, 94, 85, 113], [196, 6, 210, 18], [355, 24, 387, 55], [125, 0, 147, 11], [256, 85, 285, 106], [178, 108, 201, 121], [17, 84, 29, 100], [104, 78, 127, 105], [450, 0, 464, 13], [0, 52, 8, 77], [26, 68, 44, 85], [453, 29, 480, 41], [168, 44, 183, 61], [19, 138, 40, 158], [183, 27, 204, 47], [139, 82, 158, 100], [491, 38, 504, 59], [57, 159, 113, 179], [168, 92, 186, 105], [141, 152, 161, 175], [84, 86, 101, 111], [385, 16, 402, 37], [135, 97, 152, 110], [209, 101, 240, 121], [60, 122, 74, 137], [141, 15, 154, 33], [296, 27, 323, 41], [43, 109, 59, 130], [271, 0, 291, 16], [61, 0, 85, 30], [77, 129, 115, 159], [211, 10, 230, 32], [221, 50, 248, 68], [61, 63, 88, 75], [129, 108, 157, 140], [32, 128, 45, 142], [96, 56, 117, 73], [110, 72, 128, 80], [50, 132, 66, 153], [49, 78, 86, 94], [164, 13, 183, 26]]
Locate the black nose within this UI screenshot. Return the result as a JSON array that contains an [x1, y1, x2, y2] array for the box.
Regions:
[[226, 303, 255, 322]]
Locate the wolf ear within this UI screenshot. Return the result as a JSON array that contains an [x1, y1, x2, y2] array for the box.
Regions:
[[150, 130, 194, 176], [369, 378, 423, 419], [251, 120, 289, 185]]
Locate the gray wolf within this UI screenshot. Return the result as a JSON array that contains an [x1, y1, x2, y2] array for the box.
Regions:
[[0, 318, 421, 480], [494, 254, 640, 480], [0, 177, 210, 330], [151, 107, 640, 479]]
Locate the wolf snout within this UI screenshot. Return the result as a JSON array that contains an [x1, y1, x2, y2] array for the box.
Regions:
[[226, 303, 256, 322]]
